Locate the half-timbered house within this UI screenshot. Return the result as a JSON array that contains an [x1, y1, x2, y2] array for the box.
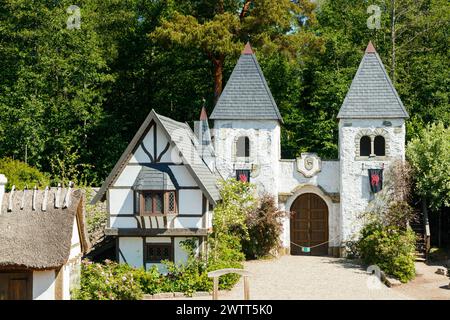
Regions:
[[91, 110, 220, 270]]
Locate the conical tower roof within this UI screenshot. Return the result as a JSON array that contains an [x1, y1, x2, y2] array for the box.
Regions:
[[210, 42, 283, 123], [337, 41, 409, 119]]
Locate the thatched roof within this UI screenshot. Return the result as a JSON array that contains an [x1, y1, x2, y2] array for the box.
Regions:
[[0, 188, 90, 270]]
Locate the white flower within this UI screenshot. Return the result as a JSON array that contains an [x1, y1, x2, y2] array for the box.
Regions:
[[122, 276, 127, 281]]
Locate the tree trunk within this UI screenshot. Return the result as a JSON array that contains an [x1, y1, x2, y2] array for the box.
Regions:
[[240, 0, 252, 22], [422, 197, 431, 254], [213, 55, 224, 105], [438, 210, 442, 248], [391, 0, 396, 83]]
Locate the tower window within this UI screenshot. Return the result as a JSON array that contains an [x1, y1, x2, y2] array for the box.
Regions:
[[374, 136, 386, 156], [359, 136, 371, 156], [236, 136, 250, 158]]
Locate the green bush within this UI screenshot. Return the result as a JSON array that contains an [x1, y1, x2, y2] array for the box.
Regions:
[[0, 158, 50, 191], [242, 194, 287, 259], [357, 222, 416, 283], [72, 260, 143, 300]]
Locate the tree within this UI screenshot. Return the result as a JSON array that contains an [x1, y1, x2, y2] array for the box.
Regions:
[[209, 179, 256, 263], [0, 158, 51, 191], [150, 0, 318, 102], [0, 0, 115, 184], [407, 122, 450, 246]]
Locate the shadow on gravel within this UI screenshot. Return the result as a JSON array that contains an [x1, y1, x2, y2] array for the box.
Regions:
[[324, 258, 368, 272]]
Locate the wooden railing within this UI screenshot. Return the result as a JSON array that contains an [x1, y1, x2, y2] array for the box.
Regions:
[[207, 268, 251, 300]]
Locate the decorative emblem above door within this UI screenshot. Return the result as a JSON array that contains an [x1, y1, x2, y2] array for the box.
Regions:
[[296, 153, 322, 178]]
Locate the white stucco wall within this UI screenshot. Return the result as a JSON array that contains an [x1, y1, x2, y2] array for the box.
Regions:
[[119, 237, 143, 268], [178, 189, 203, 215], [33, 270, 55, 300], [69, 216, 81, 260], [213, 120, 281, 199], [278, 160, 340, 194], [339, 118, 406, 242]]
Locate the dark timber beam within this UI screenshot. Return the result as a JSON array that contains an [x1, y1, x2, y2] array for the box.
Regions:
[[105, 228, 209, 237]]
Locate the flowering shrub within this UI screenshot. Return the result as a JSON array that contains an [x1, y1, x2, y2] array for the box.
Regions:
[[73, 239, 243, 299], [72, 260, 143, 300]]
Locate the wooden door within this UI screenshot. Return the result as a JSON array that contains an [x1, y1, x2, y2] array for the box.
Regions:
[[0, 272, 32, 300], [290, 193, 329, 256]]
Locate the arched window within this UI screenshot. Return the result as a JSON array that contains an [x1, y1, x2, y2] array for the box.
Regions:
[[374, 136, 386, 156], [360, 136, 371, 156], [236, 136, 250, 158]]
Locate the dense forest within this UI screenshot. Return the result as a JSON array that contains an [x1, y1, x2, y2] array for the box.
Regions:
[[0, 0, 449, 186]]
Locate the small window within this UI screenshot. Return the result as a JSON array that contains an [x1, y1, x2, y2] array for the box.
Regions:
[[236, 136, 250, 158], [145, 243, 172, 263], [139, 191, 177, 215], [360, 136, 371, 156], [167, 191, 176, 214], [374, 136, 386, 156]]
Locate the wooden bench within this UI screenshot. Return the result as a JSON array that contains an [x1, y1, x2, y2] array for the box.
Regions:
[[207, 268, 251, 300]]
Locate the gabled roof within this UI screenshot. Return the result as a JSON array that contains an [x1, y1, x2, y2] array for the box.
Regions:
[[91, 110, 220, 205], [210, 42, 283, 123], [337, 42, 409, 119], [0, 188, 90, 270]]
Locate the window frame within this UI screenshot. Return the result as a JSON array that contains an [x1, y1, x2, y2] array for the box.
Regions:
[[374, 135, 386, 156], [138, 190, 177, 216], [144, 243, 173, 263], [359, 136, 372, 157], [235, 136, 251, 161], [355, 130, 389, 160]]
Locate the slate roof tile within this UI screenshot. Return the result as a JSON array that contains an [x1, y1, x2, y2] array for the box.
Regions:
[[211, 44, 283, 122], [337, 42, 409, 119]]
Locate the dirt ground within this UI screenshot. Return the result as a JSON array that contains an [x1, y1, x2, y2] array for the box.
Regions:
[[166, 256, 449, 300], [391, 262, 450, 300]]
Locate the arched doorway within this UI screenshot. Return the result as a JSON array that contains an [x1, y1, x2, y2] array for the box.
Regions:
[[290, 193, 329, 256]]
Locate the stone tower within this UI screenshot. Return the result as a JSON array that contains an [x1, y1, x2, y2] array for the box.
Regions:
[[210, 43, 283, 198], [337, 41, 409, 244]]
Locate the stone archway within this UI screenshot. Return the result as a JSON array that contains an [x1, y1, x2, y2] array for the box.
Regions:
[[290, 193, 329, 256]]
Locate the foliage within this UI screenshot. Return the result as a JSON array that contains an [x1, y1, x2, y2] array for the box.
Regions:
[[84, 188, 108, 243], [207, 179, 256, 287], [406, 122, 450, 211], [356, 222, 416, 283], [355, 160, 417, 283], [209, 179, 256, 261], [150, 0, 320, 100], [74, 236, 246, 299], [242, 194, 287, 259], [0, 0, 449, 182], [72, 259, 143, 300], [0, 158, 50, 191]]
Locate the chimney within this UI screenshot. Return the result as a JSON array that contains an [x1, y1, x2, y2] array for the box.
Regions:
[[0, 174, 7, 211]]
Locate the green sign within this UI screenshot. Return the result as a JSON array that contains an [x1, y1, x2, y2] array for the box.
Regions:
[[302, 247, 311, 253]]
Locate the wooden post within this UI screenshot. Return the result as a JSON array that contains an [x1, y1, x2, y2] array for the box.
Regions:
[[213, 277, 219, 300], [208, 268, 251, 300], [243, 276, 250, 300]]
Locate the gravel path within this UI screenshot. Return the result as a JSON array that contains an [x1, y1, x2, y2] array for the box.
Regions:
[[215, 255, 411, 300]]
